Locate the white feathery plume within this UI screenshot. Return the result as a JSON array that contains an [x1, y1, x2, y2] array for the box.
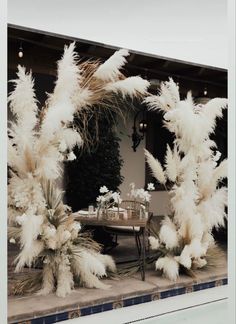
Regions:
[[8, 66, 38, 174], [92, 253, 116, 273], [15, 240, 44, 272], [177, 238, 206, 271], [213, 151, 222, 162], [35, 146, 63, 180], [149, 236, 160, 250], [192, 257, 207, 269], [188, 238, 206, 258], [173, 144, 181, 171], [212, 159, 227, 184], [8, 139, 21, 171], [55, 226, 72, 247], [8, 174, 46, 212], [159, 216, 179, 249], [155, 256, 179, 281], [198, 187, 227, 231], [201, 98, 227, 130], [144, 95, 162, 111], [178, 152, 198, 181], [60, 128, 83, 150], [171, 177, 199, 230], [40, 99, 76, 141], [76, 250, 107, 277], [144, 149, 166, 184], [8, 65, 38, 133], [72, 251, 111, 290], [14, 213, 44, 271], [175, 246, 192, 269], [145, 78, 180, 112], [93, 49, 129, 81], [146, 79, 227, 280], [8, 207, 19, 226], [165, 101, 197, 153], [188, 214, 204, 241], [72, 88, 92, 111], [16, 213, 44, 249], [201, 232, 215, 252], [197, 158, 215, 195], [41, 43, 79, 140], [163, 77, 180, 104], [67, 151, 76, 161], [56, 255, 74, 297], [37, 262, 55, 295], [105, 76, 150, 98], [49, 42, 80, 102], [42, 225, 57, 250], [197, 140, 217, 160], [164, 144, 178, 182], [193, 98, 227, 143]]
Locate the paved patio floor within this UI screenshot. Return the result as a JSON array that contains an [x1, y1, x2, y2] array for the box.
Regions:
[[8, 236, 227, 324]]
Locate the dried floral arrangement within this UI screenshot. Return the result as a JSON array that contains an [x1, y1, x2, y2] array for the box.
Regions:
[[144, 78, 227, 281], [8, 43, 150, 297], [95, 183, 155, 220]]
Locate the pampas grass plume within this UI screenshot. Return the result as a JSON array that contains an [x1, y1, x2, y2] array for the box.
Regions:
[[144, 149, 166, 184]]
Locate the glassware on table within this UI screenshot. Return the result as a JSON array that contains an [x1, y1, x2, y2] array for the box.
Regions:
[[88, 205, 94, 217], [123, 209, 128, 220]]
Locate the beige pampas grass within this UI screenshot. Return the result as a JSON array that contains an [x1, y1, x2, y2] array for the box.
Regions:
[[165, 144, 178, 182], [37, 263, 55, 296], [156, 256, 179, 281], [144, 149, 166, 184], [149, 236, 160, 250], [213, 159, 228, 184], [8, 65, 38, 133], [10, 42, 153, 297], [94, 48, 129, 81], [144, 78, 227, 282], [105, 76, 150, 98], [159, 217, 179, 250], [145, 77, 180, 112]]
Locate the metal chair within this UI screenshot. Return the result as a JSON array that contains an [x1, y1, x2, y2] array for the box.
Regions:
[[103, 200, 153, 280]]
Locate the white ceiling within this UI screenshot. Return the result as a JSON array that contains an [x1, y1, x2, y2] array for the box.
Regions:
[[8, 0, 228, 69]]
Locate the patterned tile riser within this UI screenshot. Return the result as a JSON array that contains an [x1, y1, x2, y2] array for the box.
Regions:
[[14, 278, 228, 324]]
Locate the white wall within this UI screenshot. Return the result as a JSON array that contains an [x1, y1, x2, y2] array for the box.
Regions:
[[8, 0, 227, 69], [117, 114, 170, 216]]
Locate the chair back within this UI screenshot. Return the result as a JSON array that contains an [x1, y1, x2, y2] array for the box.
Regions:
[[120, 200, 146, 218]]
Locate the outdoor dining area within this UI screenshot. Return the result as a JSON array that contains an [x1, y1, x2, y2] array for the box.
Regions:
[[7, 26, 228, 324]]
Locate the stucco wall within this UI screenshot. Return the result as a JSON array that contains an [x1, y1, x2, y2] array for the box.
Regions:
[[117, 113, 170, 216]]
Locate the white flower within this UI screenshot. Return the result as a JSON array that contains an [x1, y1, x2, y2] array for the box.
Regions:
[[136, 188, 151, 202], [99, 186, 109, 193], [147, 183, 155, 191], [9, 238, 16, 244], [67, 151, 76, 161], [96, 195, 106, 203], [143, 191, 151, 202], [112, 192, 122, 204]]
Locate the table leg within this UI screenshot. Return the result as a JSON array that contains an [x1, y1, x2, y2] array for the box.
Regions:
[[141, 228, 146, 281]]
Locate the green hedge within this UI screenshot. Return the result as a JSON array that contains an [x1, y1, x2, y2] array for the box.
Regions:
[[65, 114, 123, 212]]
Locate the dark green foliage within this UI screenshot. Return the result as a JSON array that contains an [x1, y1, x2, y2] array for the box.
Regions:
[[65, 114, 124, 212]]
